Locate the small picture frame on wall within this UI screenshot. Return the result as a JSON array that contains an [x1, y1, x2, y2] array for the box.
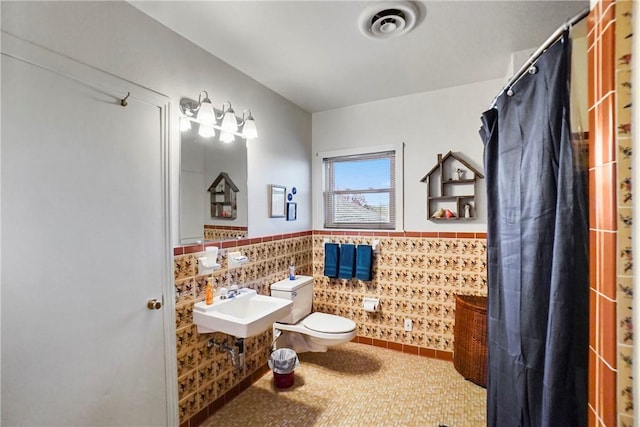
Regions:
[[269, 184, 286, 218], [286, 202, 297, 221]]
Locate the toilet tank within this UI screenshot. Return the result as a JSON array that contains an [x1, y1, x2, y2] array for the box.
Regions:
[[270, 275, 313, 324]]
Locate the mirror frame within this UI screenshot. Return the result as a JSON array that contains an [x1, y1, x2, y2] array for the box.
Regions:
[[269, 184, 286, 218]]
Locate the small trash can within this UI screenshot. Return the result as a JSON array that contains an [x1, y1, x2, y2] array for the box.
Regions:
[[268, 348, 299, 389]]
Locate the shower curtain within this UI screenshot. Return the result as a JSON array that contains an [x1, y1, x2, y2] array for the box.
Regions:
[[479, 31, 588, 427]]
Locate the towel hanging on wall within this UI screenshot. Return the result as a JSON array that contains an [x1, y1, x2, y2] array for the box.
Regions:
[[338, 243, 356, 279], [355, 245, 373, 281], [324, 243, 340, 278]]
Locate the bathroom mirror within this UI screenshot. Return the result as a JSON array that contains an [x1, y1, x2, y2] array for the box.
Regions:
[[180, 124, 248, 244]]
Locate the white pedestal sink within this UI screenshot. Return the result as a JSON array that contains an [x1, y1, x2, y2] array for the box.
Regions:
[[193, 288, 293, 338]]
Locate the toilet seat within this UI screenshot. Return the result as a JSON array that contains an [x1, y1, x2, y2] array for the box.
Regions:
[[273, 312, 357, 352], [302, 312, 356, 333]]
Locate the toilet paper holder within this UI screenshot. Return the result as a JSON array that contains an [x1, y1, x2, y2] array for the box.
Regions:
[[362, 297, 380, 312]]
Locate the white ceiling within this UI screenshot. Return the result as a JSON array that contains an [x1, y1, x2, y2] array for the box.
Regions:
[[131, 1, 589, 113]]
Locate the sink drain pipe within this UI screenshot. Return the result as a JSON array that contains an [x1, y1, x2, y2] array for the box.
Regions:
[[208, 337, 245, 370]]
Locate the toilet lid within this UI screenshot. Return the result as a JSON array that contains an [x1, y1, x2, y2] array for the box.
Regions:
[[302, 312, 356, 333]]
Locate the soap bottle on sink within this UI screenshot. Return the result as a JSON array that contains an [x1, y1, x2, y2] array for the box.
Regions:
[[289, 261, 295, 280]]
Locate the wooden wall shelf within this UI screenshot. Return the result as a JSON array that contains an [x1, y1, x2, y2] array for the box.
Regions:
[[420, 152, 484, 221], [207, 172, 239, 219]]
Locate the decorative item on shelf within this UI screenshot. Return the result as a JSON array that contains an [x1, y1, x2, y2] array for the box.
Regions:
[[432, 208, 445, 218], [208, 172, 239, 219], [179, 91, 258, 142], [464, 204, 471, 219], [269, 184, 286, 218], [420, 151, 484, 222]]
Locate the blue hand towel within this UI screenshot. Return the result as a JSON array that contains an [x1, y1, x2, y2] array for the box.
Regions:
[[355, 245, 373, 281], [338, 243, 356, 279], [323, 243, 340, 278]]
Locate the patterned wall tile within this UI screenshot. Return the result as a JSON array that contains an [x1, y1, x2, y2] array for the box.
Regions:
[[178, 369, 198, 401], [204, 226, 248, 241], [614, 0, 634, 424], [177, 346, 198, 378], [619, 344, 633, 416], [174, 232, 488, 424], [178, 392, 199, 422], [174, 255, 196, 281], [173, 235, 313, 423], [313, 236, 487, 353]]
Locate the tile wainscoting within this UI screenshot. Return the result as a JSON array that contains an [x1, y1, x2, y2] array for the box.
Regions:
[[174, 230, 487, 426], [174, 232, 313, 425], [312, 231, 487, 353], [203, 224, 248, 241]]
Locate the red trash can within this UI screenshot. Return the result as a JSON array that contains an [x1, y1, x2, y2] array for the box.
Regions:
[[269, 348, 299, 389], [273, 371, 295, 389]]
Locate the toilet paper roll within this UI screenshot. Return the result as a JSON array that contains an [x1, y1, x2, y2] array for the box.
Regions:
[[363, 299, 378, 312]]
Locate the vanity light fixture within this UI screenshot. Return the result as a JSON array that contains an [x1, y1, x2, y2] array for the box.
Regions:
[[241, 110, 258, 139], [196, 91, 216, 125], [220, 102, 238, 133], [179, 91, 258, 141]]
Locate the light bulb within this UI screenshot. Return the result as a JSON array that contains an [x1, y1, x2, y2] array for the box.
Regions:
[[180, 117, 191, 132], [196, 97, 216, 126], [221, 107, 238, 133], [198, 124, 215, 138], [242, 118, 258, 139], [220, 132, 235, 144]]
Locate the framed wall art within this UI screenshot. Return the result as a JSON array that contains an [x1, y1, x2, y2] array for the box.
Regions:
[[286, 202, 297, 221], [269, 184, 286, 218]]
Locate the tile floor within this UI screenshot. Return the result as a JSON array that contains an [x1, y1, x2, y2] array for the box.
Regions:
[[201, 342, 486, 426]]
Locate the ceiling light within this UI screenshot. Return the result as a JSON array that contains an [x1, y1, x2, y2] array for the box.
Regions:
[[179, 91, 258, 141]]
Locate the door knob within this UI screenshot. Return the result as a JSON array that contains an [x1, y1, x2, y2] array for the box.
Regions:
[[147, 298, 162, 310]]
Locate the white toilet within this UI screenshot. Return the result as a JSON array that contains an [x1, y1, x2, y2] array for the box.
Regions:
[[271, 275, 357, 352]]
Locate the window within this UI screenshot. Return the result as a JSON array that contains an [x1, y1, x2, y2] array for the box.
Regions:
[[323, 148, 401, 229]]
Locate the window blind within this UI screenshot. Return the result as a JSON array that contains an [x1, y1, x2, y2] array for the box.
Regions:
[[323, 150, 396, 229]]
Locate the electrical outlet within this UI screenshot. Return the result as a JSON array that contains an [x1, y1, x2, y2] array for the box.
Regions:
[[404, 318, 412, 332]]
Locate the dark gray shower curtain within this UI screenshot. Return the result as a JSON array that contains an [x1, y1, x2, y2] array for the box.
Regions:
[[479, 31, 588, 427]]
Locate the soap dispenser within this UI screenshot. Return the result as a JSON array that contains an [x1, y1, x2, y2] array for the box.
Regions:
[[205, 278, 214, 305], [289, 260, 296, 280]]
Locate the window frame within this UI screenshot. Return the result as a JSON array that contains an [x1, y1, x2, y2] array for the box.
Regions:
[[317, 144, 404, 231]]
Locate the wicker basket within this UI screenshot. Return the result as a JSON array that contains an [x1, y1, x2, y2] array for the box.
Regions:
[[453, 294, 488, 388]]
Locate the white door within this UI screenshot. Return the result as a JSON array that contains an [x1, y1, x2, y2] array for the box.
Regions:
[[1, 38, 175, 426]]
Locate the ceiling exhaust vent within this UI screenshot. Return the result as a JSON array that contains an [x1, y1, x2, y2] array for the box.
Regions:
[[359, 2, 421, 40]]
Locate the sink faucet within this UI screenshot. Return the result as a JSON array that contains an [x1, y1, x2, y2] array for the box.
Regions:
[[228, 284, 240, 298]]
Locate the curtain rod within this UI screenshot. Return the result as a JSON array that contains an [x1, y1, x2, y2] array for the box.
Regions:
[[489, 7, 590, 109]]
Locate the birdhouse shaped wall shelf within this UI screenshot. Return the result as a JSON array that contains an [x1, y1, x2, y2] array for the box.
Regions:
[[420, 152, 484, 221], [208, 172, 239, 219]]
